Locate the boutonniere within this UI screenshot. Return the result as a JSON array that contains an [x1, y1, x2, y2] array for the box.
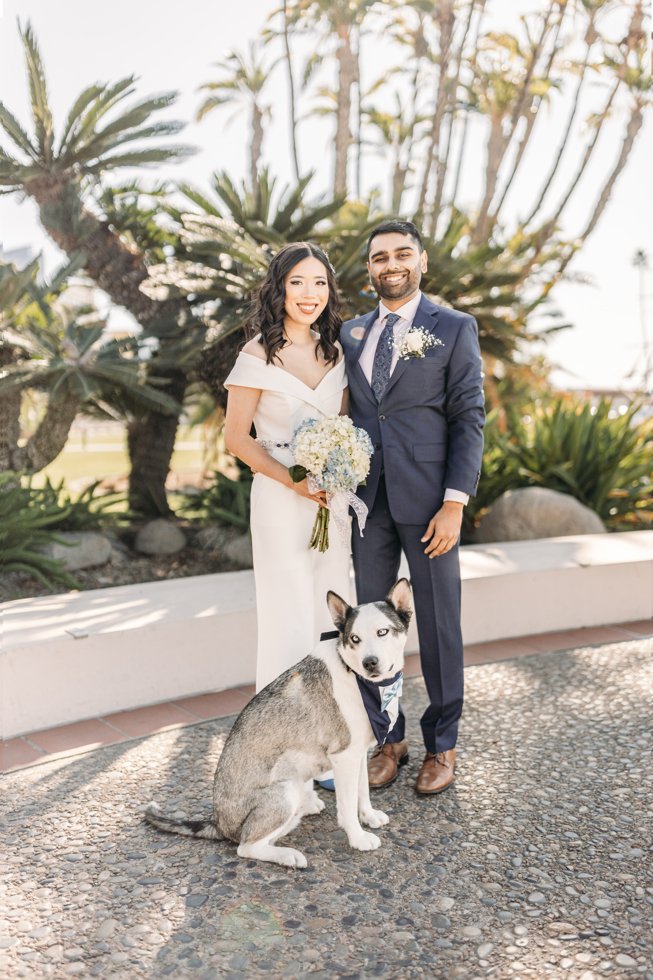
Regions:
[[396, 326, 445, 359]]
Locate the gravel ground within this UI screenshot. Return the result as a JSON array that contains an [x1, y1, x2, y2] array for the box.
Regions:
[[2, 638, 652, 980]]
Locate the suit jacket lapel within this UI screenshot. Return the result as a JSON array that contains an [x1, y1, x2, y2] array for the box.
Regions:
[[350, 307, 378, 399], [352, 307, 379, 367], [380, 295, 440, 402]]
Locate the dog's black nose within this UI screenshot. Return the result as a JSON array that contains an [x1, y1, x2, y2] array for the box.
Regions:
[[362, 656, 379, 671]]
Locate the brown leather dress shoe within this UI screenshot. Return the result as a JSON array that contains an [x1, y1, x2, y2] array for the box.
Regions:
[[415, 749, 457, 795], [367, 740, 409, 789]]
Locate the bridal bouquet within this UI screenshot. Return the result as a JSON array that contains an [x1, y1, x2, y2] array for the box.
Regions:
[[289, 415, 374, 552]]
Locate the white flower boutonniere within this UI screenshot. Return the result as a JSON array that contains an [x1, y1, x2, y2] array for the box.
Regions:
[[396, 326, 445, 359]]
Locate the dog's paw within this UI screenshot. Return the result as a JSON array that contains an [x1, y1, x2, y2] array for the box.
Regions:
[[303, 793, 326, 816], [275, 848, 308, 869], [347, 830, 381, 851], [359, 807, 389, 828]]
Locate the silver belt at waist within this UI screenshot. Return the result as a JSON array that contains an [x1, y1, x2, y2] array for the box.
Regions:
[[256, 438, 291, 450]]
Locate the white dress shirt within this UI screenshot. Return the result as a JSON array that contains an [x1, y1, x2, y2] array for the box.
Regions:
[[359, 291, 469, 506]]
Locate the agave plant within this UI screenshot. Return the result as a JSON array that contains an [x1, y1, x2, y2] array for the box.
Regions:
[[466, 397, 653, 534], [0, 473, 79, 590], [27, 476, 129, 531]]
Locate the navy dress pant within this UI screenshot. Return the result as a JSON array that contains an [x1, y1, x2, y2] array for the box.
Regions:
[[352, 476, 464, 753]]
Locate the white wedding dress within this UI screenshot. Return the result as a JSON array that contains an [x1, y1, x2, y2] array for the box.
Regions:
[[225, 351, 353, 691]]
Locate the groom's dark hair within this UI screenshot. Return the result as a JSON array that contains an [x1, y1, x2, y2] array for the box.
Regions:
[[367, 220, 424, 256]]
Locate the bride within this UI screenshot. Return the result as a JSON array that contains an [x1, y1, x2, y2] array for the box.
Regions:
[[223, 242, 353, 704]]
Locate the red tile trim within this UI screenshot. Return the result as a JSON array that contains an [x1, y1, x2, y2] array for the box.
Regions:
[[2, 622, 650, 775]]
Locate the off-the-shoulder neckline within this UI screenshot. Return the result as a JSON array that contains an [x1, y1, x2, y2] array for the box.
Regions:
[[238, 350, 344, 393]]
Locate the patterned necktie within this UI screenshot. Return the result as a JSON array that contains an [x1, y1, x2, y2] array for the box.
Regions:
[[371, 312, 400, 402]]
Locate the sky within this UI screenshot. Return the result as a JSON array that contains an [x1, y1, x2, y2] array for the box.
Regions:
[[0, 0, 651, 392]]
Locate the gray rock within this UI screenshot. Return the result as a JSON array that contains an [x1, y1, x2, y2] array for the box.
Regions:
[[476, 486, 606, 542], [615, 953, 638, 968], [39, 532, 112, 570], [134, 519, 186, 556], [193, 525, 231, 552], [223, 531, 253, 568], [95, 919, 118, 940], [434, 897, 455, 912]]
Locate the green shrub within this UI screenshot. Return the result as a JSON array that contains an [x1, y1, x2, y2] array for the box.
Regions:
[[30, 477, 129, 531], [466, 398, 653, 534], [0, 474, 79, 587], [180, 465, 253, 529]]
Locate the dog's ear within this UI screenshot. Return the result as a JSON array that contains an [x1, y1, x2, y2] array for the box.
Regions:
[[386, 578, 413, 627], [326, 590, 351, 631]]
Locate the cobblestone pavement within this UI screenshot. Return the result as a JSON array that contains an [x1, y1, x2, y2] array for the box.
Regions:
[[2, 638, 652, 980]]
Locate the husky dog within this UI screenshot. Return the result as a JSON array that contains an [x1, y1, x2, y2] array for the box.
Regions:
[[144, 579, 412, 869]]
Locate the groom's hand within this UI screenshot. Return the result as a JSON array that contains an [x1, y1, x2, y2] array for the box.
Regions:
[[421, 501, 464, 558]]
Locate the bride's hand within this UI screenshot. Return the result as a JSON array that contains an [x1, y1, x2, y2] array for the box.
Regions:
[[292, 478, 328, 508]]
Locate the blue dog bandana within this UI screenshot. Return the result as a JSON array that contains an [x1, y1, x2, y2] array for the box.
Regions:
[[355, 671, 403, 746], [320, 631, 403, 745]]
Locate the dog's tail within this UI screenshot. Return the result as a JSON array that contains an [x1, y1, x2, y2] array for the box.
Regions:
[[144, 802, 224, 841]]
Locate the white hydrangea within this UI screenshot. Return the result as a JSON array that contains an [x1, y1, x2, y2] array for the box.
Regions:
[[291, 414, 373, 489]]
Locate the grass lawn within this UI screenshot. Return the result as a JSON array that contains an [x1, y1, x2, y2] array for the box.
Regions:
[[38, 446, 205, 487]]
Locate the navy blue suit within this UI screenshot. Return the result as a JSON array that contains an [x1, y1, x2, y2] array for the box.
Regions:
[[341, 294, 485, 752]]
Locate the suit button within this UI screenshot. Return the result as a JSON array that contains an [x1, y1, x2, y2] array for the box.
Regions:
[[374, 443, 381, 450], [378, 415, 386, 421]]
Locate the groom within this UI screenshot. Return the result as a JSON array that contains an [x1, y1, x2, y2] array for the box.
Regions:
[[341, 220, 485, 795]]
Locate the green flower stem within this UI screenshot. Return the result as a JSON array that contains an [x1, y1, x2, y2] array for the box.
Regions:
[[309, 506, 330, 552]]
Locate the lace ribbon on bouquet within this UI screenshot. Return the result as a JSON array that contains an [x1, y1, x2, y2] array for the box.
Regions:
[[307, 474, 368, 543]]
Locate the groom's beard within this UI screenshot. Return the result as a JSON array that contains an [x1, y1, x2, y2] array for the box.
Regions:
[[369, 263, 422, 302]]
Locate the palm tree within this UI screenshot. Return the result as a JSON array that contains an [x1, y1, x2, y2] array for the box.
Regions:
[[0, 23, 197, 514], [142, 168, 349, 407], [287, 0, 376, 197], [523, 0, 616, 228], [197, 42, 272, 193], [362, 96, 427, 212], [0, 259, 178, 474], [469, 22, 559, 244], [263, 1, 302, 182], [415, 0, 457, 220], [632, 248, 651, 393]]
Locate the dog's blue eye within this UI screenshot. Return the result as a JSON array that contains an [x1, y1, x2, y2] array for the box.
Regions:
[[377, 628, 389, 637], [351, 634, 361, 644]]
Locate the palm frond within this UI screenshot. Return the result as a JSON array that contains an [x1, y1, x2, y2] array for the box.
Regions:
[[0, 102, 38, 158], [19, 22, 54, 162]]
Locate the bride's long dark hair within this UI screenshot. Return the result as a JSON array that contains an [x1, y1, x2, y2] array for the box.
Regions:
[[246, 242, 341, 365]]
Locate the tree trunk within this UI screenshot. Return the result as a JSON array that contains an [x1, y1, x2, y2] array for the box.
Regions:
[[429, 0, 476, 233], [449, 0, 487, 211], [333, 19, 356, 197], [9, 386, 82, 474], [473, 115, 505, 243], [545, 79, 621, 235], [354, 31, 362, 201], [23, 174, 189, 515], [283, 0, 301, 182], [491, 7, 566, 222], [391, 157, 407, 213], [473, 1, 557, 242], [523, 39, 592, 227], [580, 103, 644, 242], [417, 0, 455, 220], [126, 366, 186, 514], [0, 343, 22, 472], [250, 103, 264, 192], [197, 328, 244, 413]]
